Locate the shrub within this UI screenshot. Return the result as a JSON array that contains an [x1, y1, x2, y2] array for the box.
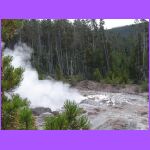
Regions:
[[19, 107, 36, 130], [68, 75, 83, 86], [2, 56, 24, 91], [2, 55, 36, 130], [2, 95, 19, 129], [44, 100, 90, 130], [45, 114, 68, 130], [2, 95, 33, 129], [2, 19, 22, 42], [55, 65, 63, 80], [105, 71, 129, 85], [140, 80, 148, 92], [38, 73, 46, 80], [93, 68, 102, 82], [120, 71, 129, 84]]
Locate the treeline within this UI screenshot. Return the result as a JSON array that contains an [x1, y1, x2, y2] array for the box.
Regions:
[[5, 19, 149, 84]]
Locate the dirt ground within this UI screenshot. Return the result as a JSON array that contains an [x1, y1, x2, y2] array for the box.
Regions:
[[73, 80, 149, 130], [74, 80, 147, 94], [34, 80, 149, 130]]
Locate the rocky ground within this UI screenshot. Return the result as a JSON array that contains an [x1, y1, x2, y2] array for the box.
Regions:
[[32, 80, 149, 130], [79, 90, 148, 130]]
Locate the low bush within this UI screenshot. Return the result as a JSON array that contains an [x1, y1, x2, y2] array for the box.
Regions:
[[2, 94, 36, 130], [140, 80, 148, 92], [66, 75, 83, 86], [44, 100, 90, 130], [93, 68, 102, 82], [19, 107, 36, 130]]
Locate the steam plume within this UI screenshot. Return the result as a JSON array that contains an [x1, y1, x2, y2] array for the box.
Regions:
[[4, 43, 83, 110]]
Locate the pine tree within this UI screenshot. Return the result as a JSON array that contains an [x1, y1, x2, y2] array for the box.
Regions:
[[2, 20, 36, 129], [3, 19, 149, 85], [45, 100, 90, 130], [93, 68, 102, 82], [2, 56, 36, 129]]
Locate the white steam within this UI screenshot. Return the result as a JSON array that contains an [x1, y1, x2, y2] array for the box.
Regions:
[[4, 43, 84, 110]]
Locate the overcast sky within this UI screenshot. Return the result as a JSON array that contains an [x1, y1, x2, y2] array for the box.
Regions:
[[69, 19, 149, 29], [104, 19, 136, 29]]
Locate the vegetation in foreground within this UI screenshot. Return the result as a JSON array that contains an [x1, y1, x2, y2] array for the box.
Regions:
[[2, 56, 36, 130], [45, 100, 90, 130]]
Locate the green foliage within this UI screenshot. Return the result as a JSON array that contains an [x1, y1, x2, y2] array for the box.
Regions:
[[34, 64, 46, 80], [5, 19, 148, 84], [105, 71, 129, 85], [140, 80, 148, 92], [2, 19, 22, 42], [77, 115, 89, 129], [38, 72, 46, 80], [67, 75, 83, 86], [2, 95, 33, 129], [2, 56, 24, 91], [64, 101, 81, 125], [55, 65, 63, 80], [2, 55, 36, 130], [45, 114, 68, 130], [93, 68, 102, 82], [45, 100, 90, 130], [19, 108, 36, 130], [120, 71, 128, 84]]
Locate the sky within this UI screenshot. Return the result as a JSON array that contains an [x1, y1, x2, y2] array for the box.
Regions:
[[69, 19, 149, 29], [104, 19, 137, 29]]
